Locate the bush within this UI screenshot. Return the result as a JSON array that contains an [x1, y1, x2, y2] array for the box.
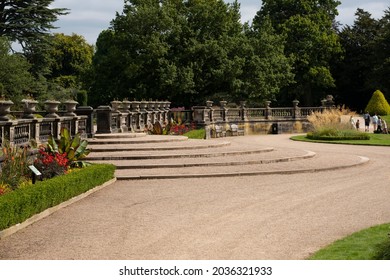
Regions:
[[307, 129, 370, 140], [0, 164, 115, 231], [183, 128, 206, 139], [0, 141, 31, 190], [365, 90, 390, 116]]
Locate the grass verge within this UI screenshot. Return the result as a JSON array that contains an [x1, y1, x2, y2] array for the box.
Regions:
[[291, 133, 390, 146], [309, 223, 390, 260], [0, 164, 116, 231], [183, 128, 206, 139]]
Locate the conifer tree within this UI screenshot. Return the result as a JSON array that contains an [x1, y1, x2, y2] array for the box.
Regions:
[[365, 90, 390, 115]]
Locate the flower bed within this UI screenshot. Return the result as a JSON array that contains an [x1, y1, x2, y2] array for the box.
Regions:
[[0, 163, 115, 231]]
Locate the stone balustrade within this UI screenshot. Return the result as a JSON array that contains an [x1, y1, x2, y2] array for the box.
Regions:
[[0, 99, 90, 146], [0, 97, 331, 144], [95, 100, 171, 134], [192, 100, 326, 138]]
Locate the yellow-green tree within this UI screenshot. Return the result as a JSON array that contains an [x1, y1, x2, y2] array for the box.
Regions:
[[365, 90, 390, 115]]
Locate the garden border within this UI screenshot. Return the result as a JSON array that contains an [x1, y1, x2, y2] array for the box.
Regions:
[[0, 178, 116, 240]]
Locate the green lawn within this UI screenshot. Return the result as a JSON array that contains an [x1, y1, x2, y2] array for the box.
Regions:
[[291, 133, 390, 146], [309, 224, 390, 260]]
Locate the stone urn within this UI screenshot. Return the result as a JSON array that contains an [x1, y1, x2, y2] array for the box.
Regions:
[[21, 99, 39, 119], [220, 100, 228, 108], [206, 100, 213, 108], [63, 100, 79, 117], [140, 100, 148, 111], [130, 101, 140, 111], [44, 100, 61, 118], [292, 99, 300, 108], [122, 100, 131, 111], [0, 100, 14, 121], [110, 100, 122, 112], [147, 101, 155, 111]]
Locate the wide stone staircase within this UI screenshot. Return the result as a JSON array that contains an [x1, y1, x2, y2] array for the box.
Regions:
[[86, 133, 369, 180]]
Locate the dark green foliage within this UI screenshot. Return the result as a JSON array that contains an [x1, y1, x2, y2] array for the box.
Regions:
[[76, 90, 88, 106], [307, 129, 370, 141], [253, 0, 342, 105], [0, 37, 36, 101], [0, 164, 116, 231], [365, 90, 390, 116], [88, 0, 293, 107], [47, 127, 91, 167], [0, 0, 68, 49]]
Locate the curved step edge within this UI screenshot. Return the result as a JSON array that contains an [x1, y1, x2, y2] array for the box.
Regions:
[[115, 156, 369, 180]]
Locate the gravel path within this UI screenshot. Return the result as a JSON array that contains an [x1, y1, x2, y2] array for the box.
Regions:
[[0, 134, 389, 260]]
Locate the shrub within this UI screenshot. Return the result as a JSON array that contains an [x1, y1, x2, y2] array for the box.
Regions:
[[47, 127, 90, 167], [0, 164, 116, 231], [306, 108, 370, 140], [0, 141, 31, 190], [365, 90, 390, 116], [34, 147, 69, 179]]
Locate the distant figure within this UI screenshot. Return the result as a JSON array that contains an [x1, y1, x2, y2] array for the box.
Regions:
[[364, 112, 371, 132], [350, 116, 356, 129], [382, 119, 388, 134], [372, 113, 378, 132], [356, 119, 360, 130], [377, 116, 383, 133]]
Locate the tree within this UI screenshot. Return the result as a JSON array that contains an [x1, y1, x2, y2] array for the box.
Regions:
[[371, 8, 390, 99], [365, 90, 390, 115], [333, 9, 382, 110], [0, 37, 35, 101], [0, 0, 68, 49], [88, 0, 293, 107], [253, 0, 343, 105], [48, 33, 94, 89]]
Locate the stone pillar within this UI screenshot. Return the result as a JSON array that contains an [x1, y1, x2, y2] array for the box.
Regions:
[[240, 101, 248, 121], [220, 101, 228, 122], [206, 101, 214, 123], [130, 101, 140, 132], [75, 106, 95, 138], [265, 100, 272, 120], [96, 105, 113, 134], [192, 106, 210, 125], [292, 99, 300, 119]]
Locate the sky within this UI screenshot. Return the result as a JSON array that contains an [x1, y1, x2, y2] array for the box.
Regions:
[[51, 0, 389, 45]]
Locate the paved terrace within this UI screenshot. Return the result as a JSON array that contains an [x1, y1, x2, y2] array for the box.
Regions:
[[0, 134, 389, 259]]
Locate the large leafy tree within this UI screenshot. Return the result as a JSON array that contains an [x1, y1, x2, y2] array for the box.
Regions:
[[88, 0, 293, 107], [0, 37, 35, 101], [254, 0, 343, 105], [0, 0, 68, 49], [48, 33, 94, 89], [333, 9, 381, 110]]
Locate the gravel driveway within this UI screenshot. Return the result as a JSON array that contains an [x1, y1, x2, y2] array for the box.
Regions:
[[0, 135, 389, 260]]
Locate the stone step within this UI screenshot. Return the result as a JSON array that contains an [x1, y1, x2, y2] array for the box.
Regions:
[[88, 140, 231, 152], [114, 155, 369, 180], [88, 135, 188, 145], [98, 150, 316, 169], [86, 147, 274, 160], [92, 132, 147, 139]]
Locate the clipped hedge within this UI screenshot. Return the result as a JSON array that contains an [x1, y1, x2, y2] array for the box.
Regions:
[[0, 164, 116, 231], [307, 129, 370, 141]]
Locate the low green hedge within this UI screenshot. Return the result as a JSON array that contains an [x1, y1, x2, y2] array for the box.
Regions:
[[0, 164, 116, 231], [307, 130, 370, 141]]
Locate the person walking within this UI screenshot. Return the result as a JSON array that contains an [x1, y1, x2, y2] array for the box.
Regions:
[[372, 113, 378, 132], [364, 112, 371, 132]]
